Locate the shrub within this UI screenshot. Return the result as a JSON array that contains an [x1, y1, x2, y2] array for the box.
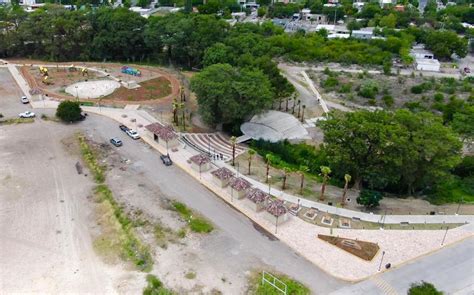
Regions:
[[358, 82, 378, 99], [357, 190, 383, 209], [172, 201, 213, 233], [433, 93, 444, 102], [411, 85, 424, 94], [56, 100, 82, 122], [339, 83, 352, 93], [143, 274, 173, 295], [408, 281, 443, 295], [322, 77, 339, 89], [382, 95, 394, 107]]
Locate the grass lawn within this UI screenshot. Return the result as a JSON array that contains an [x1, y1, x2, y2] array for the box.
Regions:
[[172, 201, 214, 233], [247, 271, 310, 295]]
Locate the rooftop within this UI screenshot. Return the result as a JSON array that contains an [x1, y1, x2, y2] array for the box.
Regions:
[[189, 154, 210, 166], [145, 122, 178, 141], [211, 167, 235, 180], [246, 188, 269, 204], [229, 177, 252, 191], [266, 199, 288, 217]]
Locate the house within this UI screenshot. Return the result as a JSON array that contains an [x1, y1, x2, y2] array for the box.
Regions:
[[394, 4, 405, 11], [379, 0, 395, 8], [351, 29, 374, 40], [415, 59, 440, 72], [243, 188, 270, 212], [228, 177, 251, 200], [189, 154, 211, 173], [410, 45, 440, 72], [353, 1, 365, 11], [211, 167, 235, 188], [145, 122, 179, 152], [263, 199, 289, 225]]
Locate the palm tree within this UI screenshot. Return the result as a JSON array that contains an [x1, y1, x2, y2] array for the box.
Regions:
[[301, 105, 306, 123], [341, 174, 351, 207], [247, 149, 255, 175], [282, 167, 291, 190], [297, 100, 302, 118], [299, 165, 309, 194], [230, 136, 237, 166], [265, 154, 274, 183], [319, 166, 331, 201]]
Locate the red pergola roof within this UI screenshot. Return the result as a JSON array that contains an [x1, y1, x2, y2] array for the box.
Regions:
[[266, 199, 287, 217], [245, 188, 269, 204], [190, 154, 210, 165], [211, 167, 235, 180], [145, 122, 178, 141], [229, 177, 251, 191]]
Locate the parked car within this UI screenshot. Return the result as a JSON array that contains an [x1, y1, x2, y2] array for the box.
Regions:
[[21, 96, 29, 104], [160, 154, 173, 166], [19, 111, 35, 118], [464, 67, 471, 74], [79, 112, 88, 121], [126, 129, 140, 140], [110, 138, 123, 147], [119, 124, 129, 132]]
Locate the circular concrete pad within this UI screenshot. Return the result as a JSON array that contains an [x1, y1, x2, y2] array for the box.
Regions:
[[65, 80, 120, 99]]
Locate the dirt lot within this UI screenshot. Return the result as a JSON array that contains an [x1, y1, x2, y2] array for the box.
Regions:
[[104, 77, 172, 102], [0, 121, 144, 293], [235, 151, 474, 216], [308, 69, 473, 109]]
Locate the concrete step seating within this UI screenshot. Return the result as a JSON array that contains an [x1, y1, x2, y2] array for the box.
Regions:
[[182, 133, 246, 161]]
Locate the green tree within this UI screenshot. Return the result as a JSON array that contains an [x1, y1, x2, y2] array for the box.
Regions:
[[190, 63, 274, 126], [408, 281, 443, 295], [379, 13, 397, 28], [319, 110, 462, 193], [319, 166, 331, 201], [247, 148, 255, 175], [56, 100, 82, 122], [341, 174, 351, 207], [356, 189, 383, 209], [282, 167, 291, 190], [299, 165, 309, 194], [424, 30, 468, 60], [451, 105, 474, 143]]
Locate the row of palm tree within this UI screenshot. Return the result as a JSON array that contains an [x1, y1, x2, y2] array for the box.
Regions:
[[232, 148, 352, 206]]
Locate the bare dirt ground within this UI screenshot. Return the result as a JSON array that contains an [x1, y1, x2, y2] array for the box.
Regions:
[[100, 142, 254, 293], [235, 152, 474, 216], [0, 121, 144, 293]]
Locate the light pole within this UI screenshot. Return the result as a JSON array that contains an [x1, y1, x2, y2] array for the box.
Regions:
[[378, 251, 386, 271], [268, 175, 272, 196], [275, 215, 279, 234], [441, 227, 449, 246]]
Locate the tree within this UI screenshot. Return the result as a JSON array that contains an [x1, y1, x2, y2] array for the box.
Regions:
[[341, 174, 351, 207], [408, 281, 443, 295], [424, 30, 468, 60], [265, 153, 274, 183], [379, 13, 397, 28], [247, 149, 255, 175], [299, 165, 309, 194], [56, 100, 82, 122], [282, 167, 291, 190], [191, 64, 274, 126], [356, 189, 383, 209], [230, 136, 237, 166], [319, 110, 462, 193], [319, 166, 331, 201], [451, 105, 474, 143]]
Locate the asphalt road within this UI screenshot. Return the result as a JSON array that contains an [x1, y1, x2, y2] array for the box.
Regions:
[[330, 237, 474, 295]]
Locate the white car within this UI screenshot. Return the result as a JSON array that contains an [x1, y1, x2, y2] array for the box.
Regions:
[[21, 96, 29, 104], [126, 129, 140, 140], [19, 111, 35, 118]]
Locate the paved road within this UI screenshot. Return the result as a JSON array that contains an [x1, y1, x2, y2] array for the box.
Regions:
[[78, 113, 346, 294], [330, 237, 474, 295]]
